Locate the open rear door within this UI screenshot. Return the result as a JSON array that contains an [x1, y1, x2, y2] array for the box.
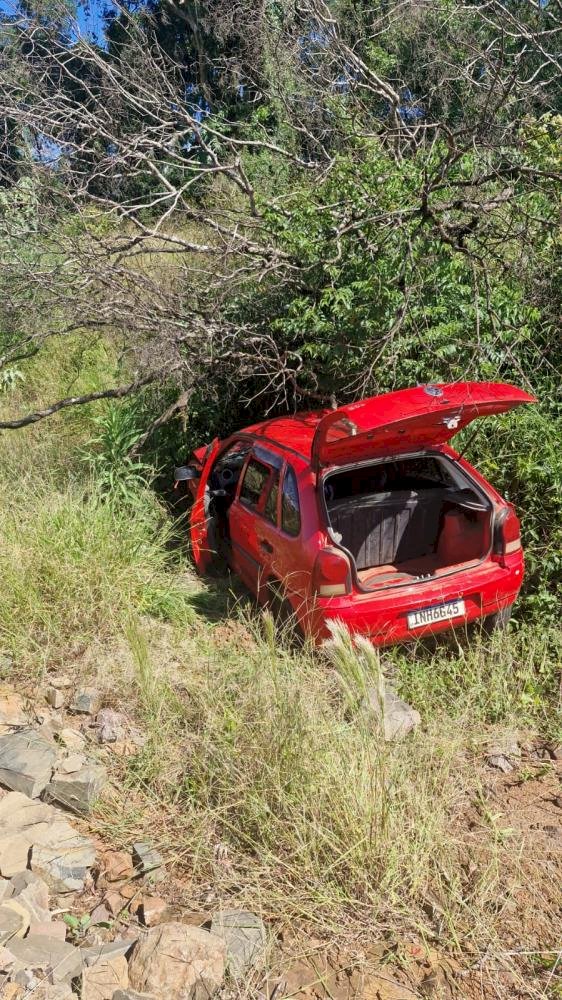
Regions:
[[190, 438, 221, 573], [312, 382, 536, 471]]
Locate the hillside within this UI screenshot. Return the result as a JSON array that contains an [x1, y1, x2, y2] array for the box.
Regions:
[[0, 0, 560, 993], [0, 338, 560, 999]]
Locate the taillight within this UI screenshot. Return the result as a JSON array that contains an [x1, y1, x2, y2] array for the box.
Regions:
[[312, 547, 352, 597], [493, 506, 522, 559]]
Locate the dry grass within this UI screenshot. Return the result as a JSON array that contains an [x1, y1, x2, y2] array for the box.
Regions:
[[85, 612, 560, 944]]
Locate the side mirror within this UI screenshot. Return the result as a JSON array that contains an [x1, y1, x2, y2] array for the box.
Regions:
[[174, 465, 200, 482]]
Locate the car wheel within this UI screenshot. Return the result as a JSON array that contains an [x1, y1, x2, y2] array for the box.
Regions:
[[484, 605, 513, 633], [265, 580, 302, 643]]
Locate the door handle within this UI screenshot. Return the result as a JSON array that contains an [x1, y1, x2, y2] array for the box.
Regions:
[[259, 539, 274, 554]]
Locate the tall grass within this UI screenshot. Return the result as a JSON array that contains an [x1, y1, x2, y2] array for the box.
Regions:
[[117, 614, 466, 926], [0, 478, 196, 664], [0, 336, 197, 664], [100, 610, 560, 945]]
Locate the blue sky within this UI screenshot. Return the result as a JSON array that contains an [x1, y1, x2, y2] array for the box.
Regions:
[[76, 1, 113, 41], [0, 0, 115, 42]]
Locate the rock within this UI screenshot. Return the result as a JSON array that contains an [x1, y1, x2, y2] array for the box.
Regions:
[[112, 992, 156, 1000], [28, 987, 74, 1000], [82, 954, 129, 1000], [1, 899, 30, 937], [487, 754, 514, 773], [128, 923, 226, 1000], [0, 985, 23, 1000], [13, 968, 40, 989], [0, 942, 15, 970], [382, 688, 421, 741], [100, 850, 134, 884], [96, 709, 127, 744], [58, 728, 87, 752], [0, 837, 29, 877], [45, 760, 107, 815], [10, 870, 44, 894], [104, 892, 125, 917], [0, 791, 94, 891], [0, 904, 26, 945], [0, 728, 57, 798], [210, 910, 267, 978], [553, 796, 562, 809], [47, 675, 73, 690], [0, 879, 14, 904], [362, 686, 421, 740], [0, 686, 28, 733], [58, 752, 87, 774], [34, 708, 64, 743], [118, 883, 138, 902], [82, 938, 138, 965], [4, 933, 83, 983], [11, 871, 51, 923], [31, 920, 68, 941], [139, 897, 171, 928], [45, 688, 65, 710], [31, 821, 96, 892], [71, 689, 102, 715], [487, 734, 520, 760], [132, 843, 164, 882], [91, 903, 112, 925]]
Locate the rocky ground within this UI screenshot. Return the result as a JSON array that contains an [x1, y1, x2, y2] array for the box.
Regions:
[[0, 667, 560, 1000]]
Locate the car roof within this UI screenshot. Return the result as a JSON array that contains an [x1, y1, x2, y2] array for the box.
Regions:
[[243, 410, 328, 461]]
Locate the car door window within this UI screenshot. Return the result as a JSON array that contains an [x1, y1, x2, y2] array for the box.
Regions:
[[264, 469, 280, 525], [211, 440, 252, 489], [239, 458, 271, 509], [281, 465, 301, 536]]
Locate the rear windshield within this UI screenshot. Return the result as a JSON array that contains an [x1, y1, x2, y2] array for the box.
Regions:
[[324, 455, 455, 502]]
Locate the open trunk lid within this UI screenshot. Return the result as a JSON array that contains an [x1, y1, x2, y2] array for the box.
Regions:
[[311, 382, 535, 470]]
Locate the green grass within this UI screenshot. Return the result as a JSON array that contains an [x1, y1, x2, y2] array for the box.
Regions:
[[0, 478, 198, 664], [0, 343, 197, 668]]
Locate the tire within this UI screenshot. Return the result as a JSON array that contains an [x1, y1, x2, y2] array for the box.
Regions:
[[265, 580, 303, 644], [484, 604, 513, 633]]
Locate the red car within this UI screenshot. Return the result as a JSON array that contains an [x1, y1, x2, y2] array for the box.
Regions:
[[176, 382, 535, 645]]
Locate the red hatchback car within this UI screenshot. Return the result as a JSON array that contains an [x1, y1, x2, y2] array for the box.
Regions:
[[177, 382, 535, 646]]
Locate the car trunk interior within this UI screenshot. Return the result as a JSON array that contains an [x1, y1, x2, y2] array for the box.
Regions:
[[323, 454, 492, 590]]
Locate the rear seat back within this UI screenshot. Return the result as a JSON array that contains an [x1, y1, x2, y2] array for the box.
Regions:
[[327, 489, 444, 569]]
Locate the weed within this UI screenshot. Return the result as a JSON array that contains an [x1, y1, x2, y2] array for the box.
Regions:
[[63, 913, 92, 942], [83, 403, 154, 501]]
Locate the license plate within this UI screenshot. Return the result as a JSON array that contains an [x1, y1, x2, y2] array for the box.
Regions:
[[407, 599, 466, 630]]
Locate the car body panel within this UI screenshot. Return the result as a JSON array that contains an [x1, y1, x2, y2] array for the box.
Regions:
[[228, 452, 274, 593], [310, 382, 536, 469], [303, 550, 524, 645], [189, 437, 221, 572]]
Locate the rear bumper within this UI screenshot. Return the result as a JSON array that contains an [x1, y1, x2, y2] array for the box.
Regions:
[[307, 555, 523, 646]]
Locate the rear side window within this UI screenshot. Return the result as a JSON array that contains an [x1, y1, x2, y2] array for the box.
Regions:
[[264, 470, 280, 524], [239, 459, 271, 508], [281, 466, 301, 536]]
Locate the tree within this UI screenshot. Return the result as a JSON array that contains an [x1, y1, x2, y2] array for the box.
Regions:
[[0, 0, 559, 440]]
